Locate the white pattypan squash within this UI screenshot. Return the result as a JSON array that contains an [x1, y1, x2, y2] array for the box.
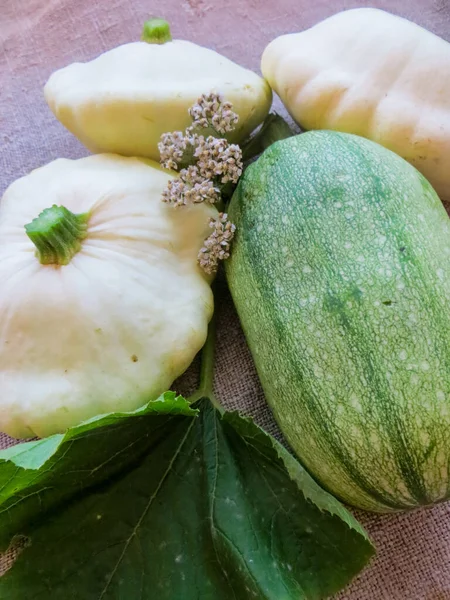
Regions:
[[261, 8, 450, 201], [44, 19, 272, 161], [0, 154, 217, 439]]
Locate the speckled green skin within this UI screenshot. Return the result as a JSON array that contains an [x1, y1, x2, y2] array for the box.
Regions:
[[226, 131, 450, 512]]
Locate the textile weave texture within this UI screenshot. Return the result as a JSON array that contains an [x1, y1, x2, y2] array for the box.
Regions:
[[1, 0, 450, 597]]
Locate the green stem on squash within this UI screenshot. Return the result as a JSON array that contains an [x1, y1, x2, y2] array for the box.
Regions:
[[141, 18, 172, 44], [187, 308, 223, 414], [25, 205, 89, 266], [242, 112, 295, 162]]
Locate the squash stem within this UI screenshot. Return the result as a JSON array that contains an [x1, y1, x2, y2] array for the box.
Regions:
[[141, 18, 172, 44], [25, 205, 89, 266], [187, 304, 224, 414]]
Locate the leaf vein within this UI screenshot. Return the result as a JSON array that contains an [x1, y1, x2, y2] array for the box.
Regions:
[[97, 420, 196, 599]]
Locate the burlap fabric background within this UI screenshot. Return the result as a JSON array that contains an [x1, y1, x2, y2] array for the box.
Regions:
[[2, 0, 450, 597]]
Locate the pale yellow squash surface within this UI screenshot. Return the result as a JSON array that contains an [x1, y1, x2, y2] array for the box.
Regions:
[[262, 8, 450, 201], [0, 155, 216, 438], [45, 40, 272, 161]]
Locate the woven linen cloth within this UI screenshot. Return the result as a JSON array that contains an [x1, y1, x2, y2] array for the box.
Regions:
[[1, 0, 450, 597]]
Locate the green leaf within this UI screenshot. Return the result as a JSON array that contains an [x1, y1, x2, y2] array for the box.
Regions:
[[0, 392, 196, 552], [0, 396, 374, 599], [241, 113, 295, 162]]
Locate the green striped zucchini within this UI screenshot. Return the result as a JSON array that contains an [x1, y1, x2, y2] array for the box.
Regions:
[[226, 131, 450, 512]]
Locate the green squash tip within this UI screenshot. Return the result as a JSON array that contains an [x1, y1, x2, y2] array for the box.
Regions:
[[25, 205, 89, 266], [141, 18, 172, 44]]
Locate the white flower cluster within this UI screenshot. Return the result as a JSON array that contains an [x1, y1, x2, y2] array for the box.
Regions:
[[198, 213, 236, 275], [160, 134, 243, 208], [161, 166, 220, 207], [158, 131, 187, 170], [194, 136, 242, 184], [159, 93, 240, 273], [188, 92, 239, 134]]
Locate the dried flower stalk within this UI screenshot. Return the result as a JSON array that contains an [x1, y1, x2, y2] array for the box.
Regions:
[[159, 92, 240, 273]]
